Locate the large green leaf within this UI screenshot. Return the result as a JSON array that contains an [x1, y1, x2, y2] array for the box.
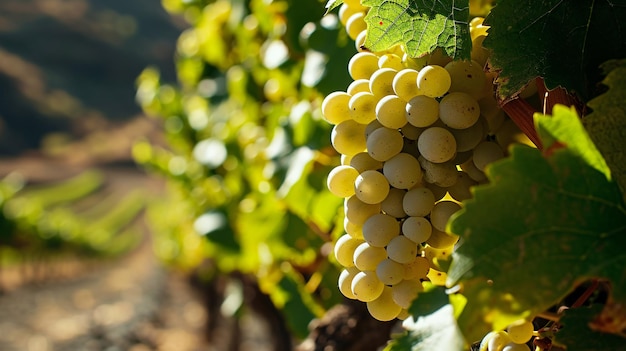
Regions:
[[484, 0, 626, 100], [553, 305, 626, 351], [362, 0, 471, 59], [583, 60, 626, 203], [447, 110, 626, 342]]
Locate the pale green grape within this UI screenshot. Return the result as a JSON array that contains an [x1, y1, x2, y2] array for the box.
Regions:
[[322, 91, 352, 125], [362, 213, 400, 247], [344, 217, 364, 239], [423, 244, 454, 268], [480, 95, 506, 134], [449, 116, 485, 152], [502, 343, 531, 351], [391, 279, 424, 309], [397, 308, 411, 320], [403, 256, 430, 280], [376, 95, 408, 129], [439, 92, 481, 129], [402, 216, 432, 244], [416, 65, 451, 98], [382, 153, 423, 189], [426, 182, 449, 201], [402, 53, 428, 70], [338, 3, 362, 26], [334, 233, 363, 267], [378, 53, 405, 70], [346, 78, 370, 96], [341, 153, 352, 165], [331, 119, 367, 156], [349, 91, 378, 124], [354, 242, 388, 271], [495, 119, 534, 150], [345, 12, 367, 40], [417, 127, 457, 163], [445, 59, 487, 99], [473, 141, 504, 172], [486, 331, 512, 351], [350, 151, 383, 173], [392, 68, 420, 101], [418, 157, 459, 187], [351, 270, 385, 302], [406, 95, 439, 128], [349, 52, 380, 80], [403, 187, 435, 217], [369, 68, 397, 97], [376, 258, 406, 285], [447, 171, 477, 202], [326, 165, 359, 198], [426, 227, 459, 249], [354, 30, 367, 53], [387, 235, 418, 264], [338, 266, 360, 299], [364, 119, 384, 139], [507, 320, 534, 344], [354, 170, 390, 204], [366, 286, 402, 321], [430, 200, 462, 232], [366, 127, 404, 162], [381, 187, 407, 219], [400, 123, 422, 140], [344, 195, 381, 225]]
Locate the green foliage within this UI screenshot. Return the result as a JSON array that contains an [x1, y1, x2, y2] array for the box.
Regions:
[[584, 59, 626, 202], [448, 107, 626, 342], [553, 305, 626, 351], [362, 0, 472, 59], [484, 0, 626, 100]]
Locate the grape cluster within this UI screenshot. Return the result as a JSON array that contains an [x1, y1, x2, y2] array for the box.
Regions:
[[478, 320, 535, 351], [324, 3, 532, 321]]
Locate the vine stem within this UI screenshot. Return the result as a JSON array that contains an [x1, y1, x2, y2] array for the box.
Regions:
[[500, 97, 543, 149]]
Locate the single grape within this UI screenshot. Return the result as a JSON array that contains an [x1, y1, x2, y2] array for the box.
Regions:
[[403, 187, 436, 217], [402, 216, 432, 244], [387, 235, 418, 264], [506, 319, 534, 344], [348, 52, 379, 80], [449, 116, 485, 152], [430, 200, 462, 232], [439, 92, 481, 129], [331, 119, 367, 156], [346, 78, 371, 96], [381, 187, 408, 219], [447, 171, 477, 202], [338, 3, 363, 26], [376, 258, 406, 285], [322, 91, 352, 125], [444, 59, 487, 99], [333, 233, 363, 267], [338, 266, 360, 299], [486, 331, 512, 351], [502, 343, 531, 351], [400, 123, 422, 140], [391, 279, 424, 309], [416, 65, 451, 98], [362, 213, 400, 247], [382, 153, 423, 189], [473, 141, 504, 172], [378, 53, 405, 70], [417, 127, 457, 163], [351, 270, 385, 302], [392, 68, 420, 101], [326, 165, 359, 198], [406, 95, 440, 128], [460, 157, 487, 182], [366, 286, 402, 321], [354, 170, 390, 204], [344, 217, 364, 239], [403, 256, 430, 280], [425, 227, 459, 249], [364, 119, 384, 139], [344, 195, 381, 225], [354, 242, 388, 271], [369, 68, 397, 97], [345, 12, 367, 40], [418, 157, 459, 187], [350, 151, 383, 173], [366, 127, 404, 162], [376, 95, 408, 129], [349, 91, 378, 124]]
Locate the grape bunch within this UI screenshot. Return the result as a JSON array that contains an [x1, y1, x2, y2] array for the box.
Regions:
[[324, 3, 533, 321], [478, 319, 535, 351]]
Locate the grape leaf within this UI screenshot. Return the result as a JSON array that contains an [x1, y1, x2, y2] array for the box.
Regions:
[[385, 305, 465, 351], [325, 0, 344, 13], [553, 305, 626, 351], [484, 0, 626, 101], [447, 109, 626, 341], [362, 0, 471, 59], [583, 60, 626, 203]]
